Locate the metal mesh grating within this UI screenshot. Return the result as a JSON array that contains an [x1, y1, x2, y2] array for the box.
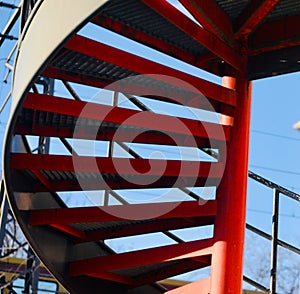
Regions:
[[99, 0, 208, 55], [266, 0, 300, 20], [52, 50, 136, 81], [216, 0, 251, 20]]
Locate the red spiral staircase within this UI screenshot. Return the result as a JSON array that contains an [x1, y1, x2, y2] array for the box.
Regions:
[[3, 0, 300, 293]]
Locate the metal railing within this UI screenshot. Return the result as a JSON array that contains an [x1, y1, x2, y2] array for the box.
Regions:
[[244, 171, 300, 293]]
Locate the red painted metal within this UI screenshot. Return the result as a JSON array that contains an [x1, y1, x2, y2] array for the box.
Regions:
[[91, 15, 235, 78], [51, 216, 214, 242], [15, 124, 219, 150], [86, 271, 134, 285], [69, 238, 213, 276], [141, 0, 243, 70], [91, 15, 199, 68], [22, 93, 231, 142], [29, 200, 217, 225], [71, 259, 207, 286], [166, 277, 210, 294], [211, 77, 252, 292], [50, 224, 87, 241], [13, 174, 218, 192], [43, 66, 236, 117], [30, 169, 53, 191], [84, 216, 213, 242], [234, 0, 281, 39], [179, 0, 233, 43], [11, 153, 224, 177], [62, 35, 237, 107], [11, 153, 224, 191], [249, 14, 300, 55]]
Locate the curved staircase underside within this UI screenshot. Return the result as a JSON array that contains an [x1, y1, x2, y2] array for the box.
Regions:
[[3, 0, 300, 293]]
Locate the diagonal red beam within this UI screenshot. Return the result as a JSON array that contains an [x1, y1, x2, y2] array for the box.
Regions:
[[91, 15, 207, 70], [60, 34, 237, 107], [249, 14, 300, 55], [85, 270, 134, 286], [22, 93, 231, 142], [29, 200, 216, 225], [178, 0, 233, 43], [141, 0, 243, 70], [69, 238, 213, 276], [92, 12, 236, 78], [50, 224, 87, 241], [30, 170, 53, 191], [234, 0, 281, 39]]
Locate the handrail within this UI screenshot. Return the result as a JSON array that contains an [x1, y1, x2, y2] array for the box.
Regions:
[[245, 171, 300, 293], [248, 170, 300, 202]]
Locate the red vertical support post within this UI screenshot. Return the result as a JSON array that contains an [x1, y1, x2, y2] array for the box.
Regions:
[[211, 76, 252, 293]]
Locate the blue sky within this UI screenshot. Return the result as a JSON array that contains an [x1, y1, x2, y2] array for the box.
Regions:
[[0, 1, 299, 290], [248, 73, 300, 240]]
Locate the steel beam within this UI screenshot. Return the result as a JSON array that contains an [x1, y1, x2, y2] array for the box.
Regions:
[[50, 216, 213, 242], [69, 238, 213, 275], [92, 8, 234, 78], [91, 15, 205, 69], [211, 77, 252, 292], [234, 0, 281, 39], [43, 67, 236, 117], [11, 153, 224, 191], [12, 173, 219, 192], [142, 0, 243, 70], [178, 0, 233, 43], [22, 93, 231, 142], [29, 200, 216, 225], [60, 34, 237, 107], [85, 216, 213, 242], [11, 153, 223, 177], [15, 121, 223, 150]]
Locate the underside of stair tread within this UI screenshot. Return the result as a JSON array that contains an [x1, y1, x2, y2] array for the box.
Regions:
[[97, 0, 209, 56]]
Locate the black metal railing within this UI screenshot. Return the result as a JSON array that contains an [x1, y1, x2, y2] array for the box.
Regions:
[[244, 171, 300, 293]]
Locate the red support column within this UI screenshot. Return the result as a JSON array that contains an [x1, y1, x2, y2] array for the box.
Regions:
[[211, 76, 252, 293]]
